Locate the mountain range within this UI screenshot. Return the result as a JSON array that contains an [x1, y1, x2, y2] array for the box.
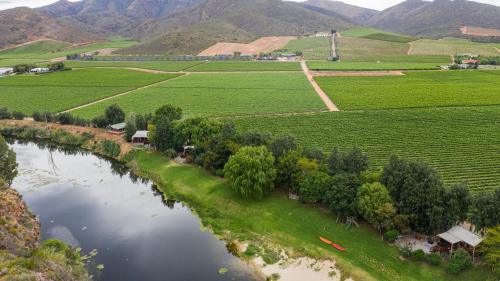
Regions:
[[0, 0, 499, 53]]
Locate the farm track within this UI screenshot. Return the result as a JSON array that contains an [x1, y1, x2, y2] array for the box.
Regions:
[[61, 74, 187, 113], [407, 42, 414, 55], [496, 47, 500, 54], [300, 61, 340, 112]]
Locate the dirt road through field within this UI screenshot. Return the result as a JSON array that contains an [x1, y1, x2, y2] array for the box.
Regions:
[[301, 61, 339, 112], [61, 74, 187, 113], [496, 47, 500, 54]]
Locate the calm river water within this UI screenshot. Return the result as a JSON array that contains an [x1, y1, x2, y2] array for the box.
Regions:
[[10, 141, 258, 281]]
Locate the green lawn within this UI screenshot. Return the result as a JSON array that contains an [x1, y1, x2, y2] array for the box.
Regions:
[[0, 40, 71, 58], [64, 60, 204, 72], [315, 70, 500, 110], [233, 106, 500, 192], [410, 39, 499, 56], [132, 150, 496, 281], [73, 72, 325, 118], [185, 61, 302, 72], [280, 37, 331, 60], [308, 61, 443, 70], [0, 68, 178, 114], [341, 28, 415, 43]]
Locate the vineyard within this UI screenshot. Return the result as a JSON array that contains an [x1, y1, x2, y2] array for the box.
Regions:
[[315, 71, 500, 110], [280, 37, 332, 60], [409, 39, 499, 56], [185, 61, 302, 72], [0, 40, 71, 58], [336, 37, 409, 61], [341, 28, 414, 43], [72, 72, 325, 118], [307, 61, 442, 71], [0, 68, 177, 114], [233, 106, 500, 192], [65, 60, 204, 72]]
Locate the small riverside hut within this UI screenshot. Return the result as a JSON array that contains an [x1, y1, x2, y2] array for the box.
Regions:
[[107, 123, 126, 135], [436, 226, 483, 261], [132, 130, 150, 145]]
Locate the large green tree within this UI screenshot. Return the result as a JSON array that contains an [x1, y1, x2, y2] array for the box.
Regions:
[[381, 156, 448, 234], [268, 135, 297, 159], [104, 104, 125, 125], [173, 118, 223, 149], [470, 188, 500, 230], [224, 146, 276, 200], [153, 104, 182, 124], [298, 171, 331, 204], [325, 173, 362, 221], [357, 182, 396, 235], [150, 115, 175, 151], [0, 136, 17, 185]]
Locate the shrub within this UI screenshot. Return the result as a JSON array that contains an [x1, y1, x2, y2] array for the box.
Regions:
[[425, 253, 442, 266], [298, 171, 331, 204], [411, 249, 425, 262], [92, 115, 108, 128], [57, 113, 74, 125], [164, 148, 177, 159], [0, 107, 12, 119], [12, 111, 25, 120], [32, 112, 43, 122], [447, 248, 472, 274], [383, 229, 399, 243], [100, 140, 121, 158]]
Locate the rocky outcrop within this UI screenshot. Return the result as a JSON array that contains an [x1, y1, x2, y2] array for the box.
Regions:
[[0, 187, 40, 257]]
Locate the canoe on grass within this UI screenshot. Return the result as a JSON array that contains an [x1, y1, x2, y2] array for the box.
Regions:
[[320, 237, 333, 245], [320, 237, 346, 252]]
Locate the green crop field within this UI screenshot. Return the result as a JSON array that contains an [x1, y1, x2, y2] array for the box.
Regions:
[[233, 106, 500, 191], [64, 60, 204, 72], [337, 37, 410, 61], [0, 58, 47, 67], [307, 61, 443, 70], [315, 70, 500, 110], [280, 37, 331, 60], [0, 40, 71, 58], [410, 39, 499, 56], [341, 28, 414, 43], [72, 72, 326, 118], [0, 38, 138, 60], [185, 61, 302, 72], [0, 68, 178, 114], [346, 55, 451, 63]]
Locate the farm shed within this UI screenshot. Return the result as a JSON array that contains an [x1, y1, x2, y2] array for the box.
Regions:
[[0, 68, 13, 76], [436, 226, 483, 260], [31, 68, 49, 74], [107, 123, 126, 135], [132, 130, 150, 145]]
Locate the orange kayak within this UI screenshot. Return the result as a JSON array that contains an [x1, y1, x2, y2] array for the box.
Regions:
[[320, 237, 333, 245], [320, 237, 346, 252]]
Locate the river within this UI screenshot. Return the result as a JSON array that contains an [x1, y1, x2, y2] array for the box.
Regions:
[[10, 140, 258, 281]]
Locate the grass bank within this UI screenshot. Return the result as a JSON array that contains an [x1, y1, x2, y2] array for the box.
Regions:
[[130, 150, 495, 281]]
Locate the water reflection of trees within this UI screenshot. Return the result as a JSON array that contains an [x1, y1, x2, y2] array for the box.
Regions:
[[151, 184, 178, 209]]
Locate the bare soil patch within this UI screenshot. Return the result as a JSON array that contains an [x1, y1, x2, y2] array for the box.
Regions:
[[198, 36, 296, 56], [460, 26, 500, 37]]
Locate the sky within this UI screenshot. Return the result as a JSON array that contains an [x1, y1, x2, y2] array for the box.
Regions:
[[0, 0, 499, 11]]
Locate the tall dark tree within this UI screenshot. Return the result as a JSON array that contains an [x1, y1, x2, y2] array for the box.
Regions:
[[343, 147, 369, 174], [154, 104, 182, 124], [445, 184, 471, 225], [381, 156, 447, 234], [0, 136, 17, 185], [173, 118, 223, 149], [105, 104, 125, 125], [268, 135, 297, 159], [240, 130, 272, 147], [298, 171, 331, 204], [470, 188, 500, 230], [327, 147, 345, 175], [151, 115, 175, 151], [325, 173, 362, 221], [275, 150, 301, 189]]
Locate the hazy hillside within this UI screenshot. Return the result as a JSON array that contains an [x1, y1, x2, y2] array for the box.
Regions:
[[302, 0, 377, 24], [366, 0, 500, 38], [40, 0, 204, 35], [119, 0, 356, 55], [0, 7, 99, 49]]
